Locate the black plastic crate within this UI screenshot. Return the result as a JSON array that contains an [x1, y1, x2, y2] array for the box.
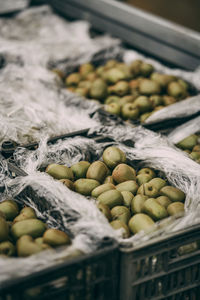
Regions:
[[0, 186, 119, 300], [7, 131, 200, 299], [47, 0, 200, 132], [0, 237, 119, 300], [48, 47, 199, 133], [0, 137, 120, 300], [119, 224, 200, 300]]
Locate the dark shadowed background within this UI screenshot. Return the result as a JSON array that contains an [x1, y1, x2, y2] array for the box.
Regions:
[[125, 0, 200, 32]]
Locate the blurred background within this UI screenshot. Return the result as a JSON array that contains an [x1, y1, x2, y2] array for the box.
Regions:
[[124, 0, 200, 32]]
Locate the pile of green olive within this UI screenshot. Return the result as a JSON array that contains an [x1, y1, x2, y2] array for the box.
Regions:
[[0, 200, 71, 257], [54, 59, 192, 123], [176, 133, 200, 163], [46, 146, 185, 238]]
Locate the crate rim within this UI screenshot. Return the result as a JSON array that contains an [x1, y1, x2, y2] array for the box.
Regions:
[[1, 128, 91, 158], [120, 222, 200, 254]]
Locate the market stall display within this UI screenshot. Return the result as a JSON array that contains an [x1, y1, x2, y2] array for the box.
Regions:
[[0, 1, 200, 299]]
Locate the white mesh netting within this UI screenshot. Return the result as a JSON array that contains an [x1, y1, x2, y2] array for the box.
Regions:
[[12, 128, 200, 246]]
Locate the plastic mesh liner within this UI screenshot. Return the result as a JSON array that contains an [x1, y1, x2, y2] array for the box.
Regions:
[[0, 164, 115, 282], [0, 5, 199, 131], [0, 5, 122, 145], [12, 127, 200, 247], [0, 5, 120, 67], [0, 63, 101, 144]]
